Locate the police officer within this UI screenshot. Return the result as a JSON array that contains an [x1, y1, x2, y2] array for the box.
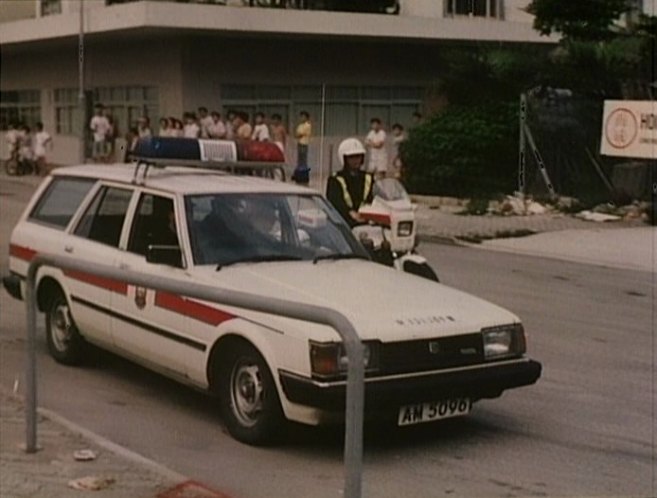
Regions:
[[326, 138, 374, 227]]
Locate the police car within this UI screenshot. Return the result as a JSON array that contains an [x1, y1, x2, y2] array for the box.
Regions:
[[3, 138, 541, 445]]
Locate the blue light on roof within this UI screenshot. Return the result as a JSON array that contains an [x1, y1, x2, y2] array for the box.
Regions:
[[133, 137, 201, 160]]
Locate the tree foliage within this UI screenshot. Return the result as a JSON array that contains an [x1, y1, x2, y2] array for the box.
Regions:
[[402, 102, 519, 197], [527, 0, 633, 41]]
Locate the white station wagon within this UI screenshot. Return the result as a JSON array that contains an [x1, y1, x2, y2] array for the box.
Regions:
[[4, 157, 541, 444]]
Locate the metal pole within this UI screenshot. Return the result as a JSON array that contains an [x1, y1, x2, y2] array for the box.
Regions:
[[24, 271, 38, 453], [78, 0, 85, 163], [25, 254, 365, 497], [318, 83, 327, 191], [518, 93, 526, 195]]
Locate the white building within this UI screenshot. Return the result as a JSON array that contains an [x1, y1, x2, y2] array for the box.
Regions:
[[1, 0, 556, 167]]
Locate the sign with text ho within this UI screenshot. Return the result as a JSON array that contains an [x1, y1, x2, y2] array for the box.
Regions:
[[601, 100, 656, 159]]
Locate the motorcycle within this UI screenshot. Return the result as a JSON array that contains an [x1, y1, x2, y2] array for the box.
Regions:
[[353, 178, 439, 281]]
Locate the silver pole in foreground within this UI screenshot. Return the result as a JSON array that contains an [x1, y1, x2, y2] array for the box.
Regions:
[[24, 271, 38, 453]]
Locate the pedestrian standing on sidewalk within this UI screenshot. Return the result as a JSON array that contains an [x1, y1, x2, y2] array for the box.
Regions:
[[207, 111, 227, 139], [33, 122, 52, 175], [251, 112, 270, 142], [293, 110, 311, 184], [198, 107, 213, 139], [137, 116, 152, 138], [269, 113, 287, 157], [183, 112, 200, 138], [389, 123, 406, 179], [365, 117, 388, 179], [235, 112, 253, 140], [90, 104, 111, 163]]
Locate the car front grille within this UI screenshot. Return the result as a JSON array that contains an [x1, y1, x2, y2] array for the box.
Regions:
[[378, 333, 484, 375]]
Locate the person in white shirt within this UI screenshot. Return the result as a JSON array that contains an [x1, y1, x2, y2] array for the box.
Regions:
[[137, 116, 152, 138], [183, 112, 200, 138], [251, 112, 270, 142], [207, 111, 227, 139], [225, 110, 236, 140], [33, 122, 52, 175], [5, 122, 20, 161], [90, 104, 111, 162], [365, 117, 388, 178], [389, 123, 406, 179], [198, 107, 214, 139]]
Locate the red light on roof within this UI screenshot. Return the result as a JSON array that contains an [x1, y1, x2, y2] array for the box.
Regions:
[[235, 140, 285, 163]]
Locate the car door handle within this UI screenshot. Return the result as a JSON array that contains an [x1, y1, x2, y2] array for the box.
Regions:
[[64, 245, 73, 253]]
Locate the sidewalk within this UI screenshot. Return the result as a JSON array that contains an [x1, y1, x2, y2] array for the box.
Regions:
[[0, 390, 230, 498]]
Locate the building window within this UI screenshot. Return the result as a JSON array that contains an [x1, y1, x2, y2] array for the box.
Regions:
[[92, 86, 159, 136], [220, 84, 422, 137], [0, 90, 41, 130], [445, 0, 502, 19], [40, 0, 62, 16], [54, 89, 83, 135]]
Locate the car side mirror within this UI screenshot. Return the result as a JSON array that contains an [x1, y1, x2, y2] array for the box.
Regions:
[[146, 244, 183, 268]]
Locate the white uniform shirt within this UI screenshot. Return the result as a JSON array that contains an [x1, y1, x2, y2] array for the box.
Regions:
[[90, 115, 110, 142], [252, 123, 270, 142], [184, 122, 200, 138], [199, 116, 214, 138], [366, 129, 388, 173], [34, 131, 52, 157], [207, 119, 227, 139]]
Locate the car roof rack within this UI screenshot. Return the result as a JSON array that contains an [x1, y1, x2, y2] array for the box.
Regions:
[[130, 137, 287, 184]]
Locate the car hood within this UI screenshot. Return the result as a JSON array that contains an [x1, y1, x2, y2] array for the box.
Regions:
[[193, 260, 519, 342]]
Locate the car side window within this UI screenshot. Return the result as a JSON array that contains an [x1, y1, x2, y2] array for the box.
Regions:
[[29, 177, 96, 229], [74, 186, 133, 247], [128, 194, 178, 257]]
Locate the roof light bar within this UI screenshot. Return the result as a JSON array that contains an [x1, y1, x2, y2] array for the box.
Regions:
[[133, 137, 285, 164]]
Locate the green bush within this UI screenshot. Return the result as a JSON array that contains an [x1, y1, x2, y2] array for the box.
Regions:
[[401, 102, 519, 197]]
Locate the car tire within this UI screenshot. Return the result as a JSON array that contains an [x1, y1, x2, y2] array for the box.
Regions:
[[217, 342, 285, 445], [45, 291, 85, 365], [403, 260, 439, 282]]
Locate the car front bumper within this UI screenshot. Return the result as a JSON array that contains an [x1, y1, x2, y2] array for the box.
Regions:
[[279, 358, 542, 411]]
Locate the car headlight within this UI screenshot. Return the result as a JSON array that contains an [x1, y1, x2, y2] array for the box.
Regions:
[[310, 341, 379, 379], [482, 324, 526, 360], [397, 221, 414, 237]]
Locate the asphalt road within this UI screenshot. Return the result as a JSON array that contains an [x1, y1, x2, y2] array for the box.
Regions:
[[0, 176, 655, 498]]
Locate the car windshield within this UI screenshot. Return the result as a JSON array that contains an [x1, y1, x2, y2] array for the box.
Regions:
[[185, 193, 369, 267]]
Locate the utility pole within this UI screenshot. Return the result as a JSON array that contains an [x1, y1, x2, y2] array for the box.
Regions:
[[78, 0, 85, 163]]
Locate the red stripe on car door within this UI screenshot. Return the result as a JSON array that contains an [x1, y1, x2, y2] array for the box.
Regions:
[[9, 244, 37, 262], [64, 270, 129, 295], [155, 291, 235, 326]]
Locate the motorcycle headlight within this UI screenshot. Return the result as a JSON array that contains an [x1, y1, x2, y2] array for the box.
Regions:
[[310, 341, 379, 379], [398, 221, 414, 237], [482, 324, 526, 360]]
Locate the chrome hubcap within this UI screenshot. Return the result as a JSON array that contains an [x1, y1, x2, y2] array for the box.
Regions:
[[51, 304, 72, 352], [230, 361, 264, 427]]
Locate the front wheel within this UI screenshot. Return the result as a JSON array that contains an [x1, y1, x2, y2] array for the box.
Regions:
[[45, 292, 85, 365], [217, 342, 285, 445]]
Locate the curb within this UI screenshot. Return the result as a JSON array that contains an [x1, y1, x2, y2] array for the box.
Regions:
[[417, 234, 464, 246], [37, 406, 188, 484]]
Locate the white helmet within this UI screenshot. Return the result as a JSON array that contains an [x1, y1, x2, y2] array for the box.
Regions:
[[337, 138, 366, 167]]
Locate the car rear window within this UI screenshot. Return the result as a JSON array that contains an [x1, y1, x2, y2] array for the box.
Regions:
[[29, 177, 96, 229]]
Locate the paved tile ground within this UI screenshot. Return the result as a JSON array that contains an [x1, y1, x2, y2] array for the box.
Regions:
[[0, 389, 178, 498]]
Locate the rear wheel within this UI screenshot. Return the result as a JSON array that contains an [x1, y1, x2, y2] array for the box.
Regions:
[[45, 292, 85, 365], [217, 342, 284, 445]]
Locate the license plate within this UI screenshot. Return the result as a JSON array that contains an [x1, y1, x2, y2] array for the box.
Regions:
[[397, 398, 471, 426]]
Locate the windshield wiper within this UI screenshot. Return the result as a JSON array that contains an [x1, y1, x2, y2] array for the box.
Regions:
[[313, 253, 370, 264], [217, 254, 303, 271]]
